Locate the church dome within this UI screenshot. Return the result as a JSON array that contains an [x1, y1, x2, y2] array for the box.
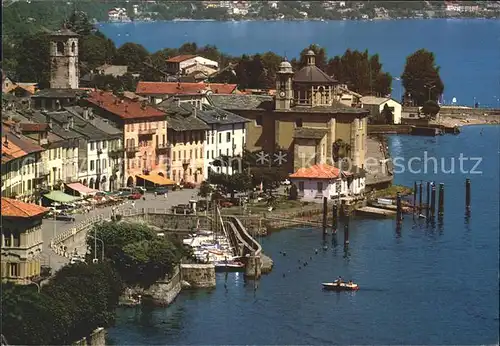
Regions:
[[278, 60, 293, 73], [306, 50, 315, 56]]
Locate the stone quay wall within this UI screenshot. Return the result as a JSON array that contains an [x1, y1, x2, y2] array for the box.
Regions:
[[72, 327, 106, 346], [180, 263, 216, 288]]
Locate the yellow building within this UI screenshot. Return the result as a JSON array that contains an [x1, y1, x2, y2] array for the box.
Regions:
[[1, 198, 48, 284], [157, 99, 209, 184], [1, 124, 45, 203]]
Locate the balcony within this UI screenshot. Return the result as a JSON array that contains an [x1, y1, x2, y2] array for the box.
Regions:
[[138, 127, 157, 135], [108, 147, 124, 158], [125, 146, 139, 157], [156, 142, 171, 153]]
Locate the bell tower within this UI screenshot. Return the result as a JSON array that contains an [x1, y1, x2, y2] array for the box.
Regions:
[[49, 28, 79, 89], [275, 59, 294, 110]]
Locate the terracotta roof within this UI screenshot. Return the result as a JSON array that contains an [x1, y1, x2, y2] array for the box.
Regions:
[[2, 136, 26, 163], [1, 197, 49, 218], [166, 55, 198, 63], [86, 90, 165, 120], [135, 82, 237, 96], [290, 164, 352, 179], [15, 83, 37, 95]]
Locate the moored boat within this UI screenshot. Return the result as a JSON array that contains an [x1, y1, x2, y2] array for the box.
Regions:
[[214, 261, 245, 272], [322, 281, 359, 291]]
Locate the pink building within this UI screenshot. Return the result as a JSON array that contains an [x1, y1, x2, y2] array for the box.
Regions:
[[85, 91, 171, 187]]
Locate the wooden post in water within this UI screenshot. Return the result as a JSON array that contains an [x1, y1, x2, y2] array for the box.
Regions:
[[343, 213, 349, 246], [426, 181, 431, 219], [413, 181, 417, 215], [322, 197, 328, 235], [438, 183, 445, 217], [419, 182, 423, 214], [332, 204, 338, 234], [465, 178, 471, 212], [430, 183, 436, 219], [396, 192, 403, 224]]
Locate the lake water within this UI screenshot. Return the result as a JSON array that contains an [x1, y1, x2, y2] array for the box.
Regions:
[[108, 125, 499, 345], [98, 19, 500, 108]]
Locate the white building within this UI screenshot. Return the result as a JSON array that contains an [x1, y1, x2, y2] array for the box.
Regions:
[[197, 104, 248, 179], [289, 164, 365, 200], [360, 96, 402, 124], [165, 55, 219, 76]]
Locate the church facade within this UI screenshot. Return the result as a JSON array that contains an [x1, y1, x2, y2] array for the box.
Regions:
[[208, 51, 369, 173]]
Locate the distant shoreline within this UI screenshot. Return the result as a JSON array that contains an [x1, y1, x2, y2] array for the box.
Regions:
[[98, 17, 497, 25]]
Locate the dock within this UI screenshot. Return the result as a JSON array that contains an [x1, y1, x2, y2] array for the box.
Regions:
[[356, 206, 397, 217]]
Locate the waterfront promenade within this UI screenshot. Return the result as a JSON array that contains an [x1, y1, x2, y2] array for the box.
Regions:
[[42, 189, 198, 272]]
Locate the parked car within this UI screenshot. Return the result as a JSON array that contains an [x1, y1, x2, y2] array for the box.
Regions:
[[134, 187, 146, 194], [155, 187, 169, 195], [70, 256, 86, 265], [128, 192, 142, 200], [56, 213, 75, 222], [220, 201, 233, 208], [183, 182, 196, 189]]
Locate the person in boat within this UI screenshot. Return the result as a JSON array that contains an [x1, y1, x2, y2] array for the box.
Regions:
[[348, 280, 353, 286], [336, 276, 343, 285]]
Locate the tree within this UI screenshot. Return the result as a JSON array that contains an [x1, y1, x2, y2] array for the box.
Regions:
[[289, 184, 298, 200], [88, 221, 189, 286], [381, 104, 394, 124], [401, 49, 444, 106], [80, 34, 117, 75], [15, 32, 50, 87], [113, 42, 149, 72], [327, 49, 392, 96], [198, 181, 213, 198], [64, 10, 94, 36], [421, 100, 441, 119], [208, 171, 252, 198]]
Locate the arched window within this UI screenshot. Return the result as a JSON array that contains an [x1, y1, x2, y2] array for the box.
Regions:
[[56, 42, 64, 54], [71, 42, 76, 53]]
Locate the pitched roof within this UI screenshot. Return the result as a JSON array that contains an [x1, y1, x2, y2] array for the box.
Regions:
[[20, 123, 48, 132], [65, 106, 122, 136], [50, 28, 78, 37], [32, 88, 87, 98], [198, 104, 250, 125], [48, 110, 110, 141], [293, 65, 337, 84], [135, 82, 237, 96], [156, 99, 210, 132], [2, 125, 44, 155], [289, 164, 352, 179], [360, 96, 391, 105], [166, 55, 198, 63], [278, 102, 369, 115], [2, 135, 27, 164], [293, 127, 328, 140], [1, 198, 49, 218], [208, 94, 274, 111], [86, 90, 165, 120]]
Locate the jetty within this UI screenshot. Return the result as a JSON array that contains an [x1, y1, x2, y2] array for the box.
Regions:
[[356, 206, 396, 217]]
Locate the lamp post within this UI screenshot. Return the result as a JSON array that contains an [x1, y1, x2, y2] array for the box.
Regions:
[[88, 235, 104, 262], [393, 77, 402, 102], [29, 280, 41, 293]]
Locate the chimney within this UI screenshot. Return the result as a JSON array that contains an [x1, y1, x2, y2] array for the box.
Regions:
[[83, 107, 89, 119], [68, 115, 74, 129], [14, 122, 21, 134], [3, 137, 8, 148], [193, 107, 197, 118], [55, 99, 62, 111]]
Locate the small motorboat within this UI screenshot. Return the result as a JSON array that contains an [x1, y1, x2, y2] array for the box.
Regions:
[[214, 261, 245, 272], [322, 280, 359, 291]]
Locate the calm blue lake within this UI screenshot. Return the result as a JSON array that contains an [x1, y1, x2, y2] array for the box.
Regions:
[[98, 19, 500, 108], [108, 125, 499, 344]]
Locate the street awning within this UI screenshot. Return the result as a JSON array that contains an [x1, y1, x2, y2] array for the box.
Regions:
[[43, 191, 81, 203], [136, 174, 176, 186], [66, 182, 99, 196]]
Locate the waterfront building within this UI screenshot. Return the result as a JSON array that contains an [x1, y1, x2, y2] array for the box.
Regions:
[[197, 104, 248, 178], [135, 81, 237, 105], [289, 163, 366, 200], [360, 96, 402, 125], [83, 90, 168, 187], [1, 124, 45, 203], [208, 51, 369, 173], [156, 99, 209, 183], [165, 55, 219, 79], [1, 198, 48, 284], [337, 84, 362, 108]]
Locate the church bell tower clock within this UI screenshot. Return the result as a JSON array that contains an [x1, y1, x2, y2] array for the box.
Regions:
[[275, 60, 294, 110]]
